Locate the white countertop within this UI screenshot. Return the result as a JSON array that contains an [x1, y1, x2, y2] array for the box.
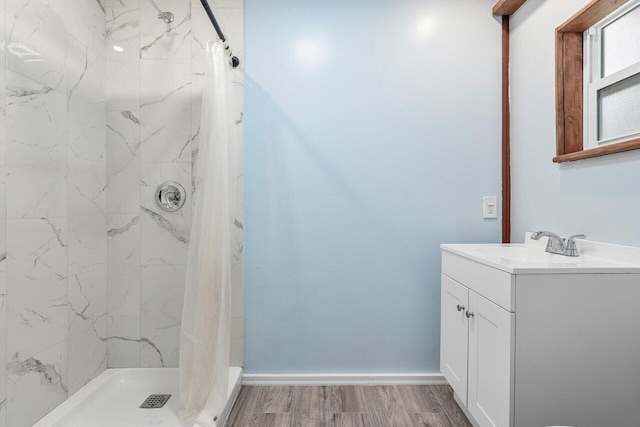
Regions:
[[441, 234, 640, 274]]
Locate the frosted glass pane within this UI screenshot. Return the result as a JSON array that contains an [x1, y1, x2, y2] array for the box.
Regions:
[[598, 73, 640, 141], [602, 6, 640, 77]]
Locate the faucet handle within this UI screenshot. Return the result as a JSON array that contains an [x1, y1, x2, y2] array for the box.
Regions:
[[565, 234, 586, 257]]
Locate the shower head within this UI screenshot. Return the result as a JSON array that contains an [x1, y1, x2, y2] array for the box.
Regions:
[[146, 0, 174, 24]]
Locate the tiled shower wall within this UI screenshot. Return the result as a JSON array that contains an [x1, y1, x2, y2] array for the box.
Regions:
[[105, 0, 244, 368], [0, 0, 242, 424], [0, 0, 108, 425]]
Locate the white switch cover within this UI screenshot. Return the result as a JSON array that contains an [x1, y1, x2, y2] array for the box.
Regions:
[[483, 196, 498, 219]]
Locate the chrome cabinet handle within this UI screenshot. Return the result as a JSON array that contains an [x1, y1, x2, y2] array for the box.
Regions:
[[457, 304, 465, 312], [465, 311, 474, 318]]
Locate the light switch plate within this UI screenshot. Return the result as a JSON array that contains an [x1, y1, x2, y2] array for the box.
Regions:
[[483, 196, 498, 219]]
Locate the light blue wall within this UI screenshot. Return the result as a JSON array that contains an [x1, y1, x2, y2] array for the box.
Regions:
[[243, 0, 503, 374], [511, 0, 640, 247]]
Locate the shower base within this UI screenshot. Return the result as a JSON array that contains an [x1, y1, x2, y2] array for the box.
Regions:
[[34, 367, 243, 427]]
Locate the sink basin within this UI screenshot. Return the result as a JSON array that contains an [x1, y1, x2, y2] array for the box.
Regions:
[[475, 247, 582, 265]]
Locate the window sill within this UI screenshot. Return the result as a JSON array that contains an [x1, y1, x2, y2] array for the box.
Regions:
[[553, 137, 640, 163]]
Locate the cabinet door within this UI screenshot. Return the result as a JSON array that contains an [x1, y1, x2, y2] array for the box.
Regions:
[[441, 274, 469, 405], [468, 290, 514, 427]]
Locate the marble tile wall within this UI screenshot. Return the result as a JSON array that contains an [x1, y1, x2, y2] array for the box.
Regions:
[[0, 0, 8, 423], [1, 0, 107, 425], [0, 0, 242, 422], [105, 0, 244, 369]]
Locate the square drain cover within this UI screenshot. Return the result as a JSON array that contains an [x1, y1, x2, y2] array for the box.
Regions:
[[140, 394, 172, 409]]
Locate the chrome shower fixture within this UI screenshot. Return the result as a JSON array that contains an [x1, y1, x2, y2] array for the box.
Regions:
[[146, 0, 174, 23]]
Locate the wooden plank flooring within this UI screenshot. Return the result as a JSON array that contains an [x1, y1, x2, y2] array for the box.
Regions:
[[227, 385, 472, 427]]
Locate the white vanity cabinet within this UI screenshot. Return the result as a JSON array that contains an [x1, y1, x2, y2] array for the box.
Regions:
[[441, 258, 514, 427], [440, 239, 640, 427]]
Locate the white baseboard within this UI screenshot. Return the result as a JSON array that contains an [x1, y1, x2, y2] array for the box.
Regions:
[[242, 373, 447, 386]]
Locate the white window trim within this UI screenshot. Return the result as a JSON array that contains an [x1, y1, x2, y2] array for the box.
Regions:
[[583, 0, 640, 150]]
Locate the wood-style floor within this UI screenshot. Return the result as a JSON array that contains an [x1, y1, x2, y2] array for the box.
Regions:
[[226, 385, 472, 427]]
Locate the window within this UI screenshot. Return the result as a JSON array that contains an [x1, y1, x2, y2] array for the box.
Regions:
[[584, 0, 640, 150], [555, 0, 640, 163]]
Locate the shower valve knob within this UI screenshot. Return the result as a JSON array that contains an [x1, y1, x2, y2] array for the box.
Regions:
[[155, 182, 186, 212]]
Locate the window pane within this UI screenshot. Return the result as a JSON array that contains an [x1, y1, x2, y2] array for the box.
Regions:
[[602, 5, 640, 77], [598, 73, 640, 141]]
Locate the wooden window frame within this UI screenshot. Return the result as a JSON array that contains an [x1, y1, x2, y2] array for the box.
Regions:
[[555, 0, 640, 163]]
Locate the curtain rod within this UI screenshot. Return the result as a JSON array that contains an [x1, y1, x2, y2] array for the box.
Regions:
[[199, 0, 240, 68]]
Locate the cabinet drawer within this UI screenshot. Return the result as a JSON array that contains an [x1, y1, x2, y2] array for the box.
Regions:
[[442, 251, 514, 312]]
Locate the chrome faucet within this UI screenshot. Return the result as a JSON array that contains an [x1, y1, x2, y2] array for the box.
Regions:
[[530, 231, 587, 257]]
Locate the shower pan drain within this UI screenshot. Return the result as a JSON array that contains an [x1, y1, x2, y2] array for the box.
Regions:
[[140, 394, 172, 409]]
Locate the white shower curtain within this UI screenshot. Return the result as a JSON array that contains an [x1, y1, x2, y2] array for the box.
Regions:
[[179, 40, 237, 426]]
